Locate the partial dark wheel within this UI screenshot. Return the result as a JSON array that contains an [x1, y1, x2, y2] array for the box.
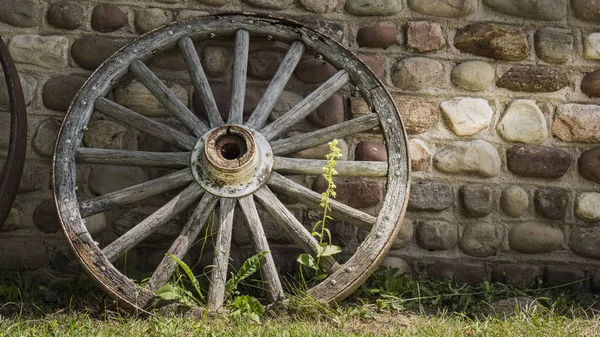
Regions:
[[0, 37, 27, 229], [53, 14, 410, 313]]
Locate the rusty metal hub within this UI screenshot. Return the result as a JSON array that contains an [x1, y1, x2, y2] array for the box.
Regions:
[[190, 124, 273, 197]]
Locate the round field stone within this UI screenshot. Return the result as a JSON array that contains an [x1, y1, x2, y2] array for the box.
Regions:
[[497, 99, 548, 144], [356, 23, 398, 48], [433, 140, 502, 177], [391, 57, 443, 91], [298, 0, 338, 13], [345, 0, 402, 16], [33, 200, 61, 233], [195, 0, 226, 5], [355, 141, 386, 162], [306, 94, 344, 128], [392, 94, 438, 134], [83, 119, 137, 150], [454, 23, 529, 61], [0, 71, 36, 108], [460, 223, 502, 257], [32, 118, 62, 157], [459, 184, 494, 217], [440, 97, 493, 136], [501, 185, 528, 218], [47, 1, 85, 29], [570, 228, 600, 260], [71, 36, 125, 71], [409, 139, 431, 171], [572, 0, 600, 21], [295, 58, 337, 84], [150, 48, 187, 71], [271, 91, 304, 121], [193, 84, 262, 121], [506, 145, 572, 179], [534, 187, 569, 220], [581, 70, 600, 97], [42, 74, 87, 112], [584, 33, 600, 60], [482, 0, 566, 20], [392, 219, 414, 249], [509, 222, 563, 254], [426, 261, 486, 285], [535, 27, 573, 64], [575, 192, 600, 222], [358, 54, 384, 79], [91, 4, 127, 32], [407, 0, 477, 18], [248, 49, 284, 79], [243, 0, 294, 9], [202, 46, 233, 78], [0, 0, 41, 28], [408, 181, 453, 211], [451, 61, 495, 91], [380, 257, 411, 274], [135, 8, 169, 34], [313, 177, 381, 208], [89, 166, 149, 195], [406, 21, 446, 52], [115, 80, 188, 118], [497, 66, 569, 92], [493, 264, 541, 287], [553, 104, 600, 143], [416, 220, 457, 250], [579, 147, 600, 184], [8, 35, 69, 69]]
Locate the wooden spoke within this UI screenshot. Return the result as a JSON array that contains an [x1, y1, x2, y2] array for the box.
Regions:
[[79, 169, 194, 218], [146, 192, 219, 291], [273, 157, 387, 177], [238, 196, 285, 302], [261, 70, 350, 140], [130, 59, 209, 137], [95, 98, 196, 150], [245, 41, 305, 130], [102, 183, 204, 262], [254, 187, 340, 273], [267, 172, 375, 231], [271, 114, 380, 156], [207, 198, 236, 309], [76, 148, 189, 168], [179, 37, 224, 128], [229, 30, 249, 125]]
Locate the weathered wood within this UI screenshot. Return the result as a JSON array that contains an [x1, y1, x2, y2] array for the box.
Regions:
[[130, 59, 209, 137], [208, 197, 236, 309], [95, 98, 196, 150], [245, 41, 305, 130], [76, 148, 189, 168], [113, 208, 181, 244], [238, 195, 285, 302], [179, 37, 223, 128], [229, 30, 249, 125], [147, 192, 219, 291], [273, 157, 387, 177], [271, 114, 380, 156], [267, 172, 375, 231], [261, 70, 349, 140], [102, 184, 204, 262], [254, 186, 340, 273], [79, 169, 193, 218]]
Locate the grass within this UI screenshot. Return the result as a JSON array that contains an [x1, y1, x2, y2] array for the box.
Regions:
[[1, 268, 599, 336]]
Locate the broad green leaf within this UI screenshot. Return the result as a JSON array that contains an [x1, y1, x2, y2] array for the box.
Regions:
[[319, 244, 341, 257], [226, 251, 267, 295], [297, 253, 317, 270], [166, 253, 204, 300]]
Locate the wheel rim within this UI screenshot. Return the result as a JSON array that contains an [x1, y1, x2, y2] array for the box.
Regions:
[[53, 14, 410, 313]]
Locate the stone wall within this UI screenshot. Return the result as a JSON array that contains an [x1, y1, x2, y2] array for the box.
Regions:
[[1, 0, 599, 291]]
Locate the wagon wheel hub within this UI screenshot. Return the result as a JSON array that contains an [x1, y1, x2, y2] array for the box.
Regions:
[[191, 124, 273, 197]]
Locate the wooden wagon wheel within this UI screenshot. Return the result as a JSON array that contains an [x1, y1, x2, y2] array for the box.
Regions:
[[53, 14, 410, 313], [0, 37, 27, 229]]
